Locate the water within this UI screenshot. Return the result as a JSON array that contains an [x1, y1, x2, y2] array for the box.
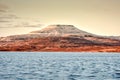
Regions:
[[0, 52, 120, 80]]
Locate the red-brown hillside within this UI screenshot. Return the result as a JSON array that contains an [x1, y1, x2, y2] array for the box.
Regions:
[[0, 25, 120, 52]]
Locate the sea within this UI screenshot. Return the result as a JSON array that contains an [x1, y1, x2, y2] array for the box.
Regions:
[[0, 52, 120, 80]]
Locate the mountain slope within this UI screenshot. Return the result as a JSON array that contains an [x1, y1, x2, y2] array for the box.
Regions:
[[0, 25, 95, 41], [0, 25, 120, 52], [30, 25, 94, 37]]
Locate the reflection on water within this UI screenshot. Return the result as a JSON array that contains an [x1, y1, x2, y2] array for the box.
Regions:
[[0, 52, 120, 80]]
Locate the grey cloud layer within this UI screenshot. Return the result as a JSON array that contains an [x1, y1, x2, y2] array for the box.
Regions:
[[0, 4, 42, 28]]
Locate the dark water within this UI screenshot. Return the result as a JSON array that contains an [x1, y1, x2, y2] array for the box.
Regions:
[[0, 52, 120, 80]]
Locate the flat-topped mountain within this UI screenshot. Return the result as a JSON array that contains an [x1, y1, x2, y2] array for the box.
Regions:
[[30, 25, 93, 37], [0, 25, 94, 41], [0, 24, 120, 52]]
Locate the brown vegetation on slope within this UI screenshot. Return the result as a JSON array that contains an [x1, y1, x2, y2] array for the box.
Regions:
[[0, 36, 120, 52]]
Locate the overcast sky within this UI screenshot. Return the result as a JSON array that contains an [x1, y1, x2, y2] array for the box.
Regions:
[[0, 0, 120, 36]]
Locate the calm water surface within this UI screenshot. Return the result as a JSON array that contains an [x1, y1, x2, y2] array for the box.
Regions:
[[0, 52, 120, 80]]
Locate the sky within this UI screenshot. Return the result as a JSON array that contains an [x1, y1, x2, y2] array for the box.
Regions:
[[0, 0, 120, 36]]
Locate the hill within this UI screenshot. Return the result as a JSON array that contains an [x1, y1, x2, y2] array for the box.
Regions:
[[0, 25, 120, 52]]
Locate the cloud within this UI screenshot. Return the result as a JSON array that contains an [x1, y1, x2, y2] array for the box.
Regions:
[[0, 4, 43, 28], [0, 20, 9, 22], [0, 3, 8, 12], [0, 9, 6, 12], [0, 17, 43, 28]]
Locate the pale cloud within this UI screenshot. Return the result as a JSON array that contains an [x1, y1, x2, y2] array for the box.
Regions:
[[0, 3, 43, 28], [0, 3, 8, 11]]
